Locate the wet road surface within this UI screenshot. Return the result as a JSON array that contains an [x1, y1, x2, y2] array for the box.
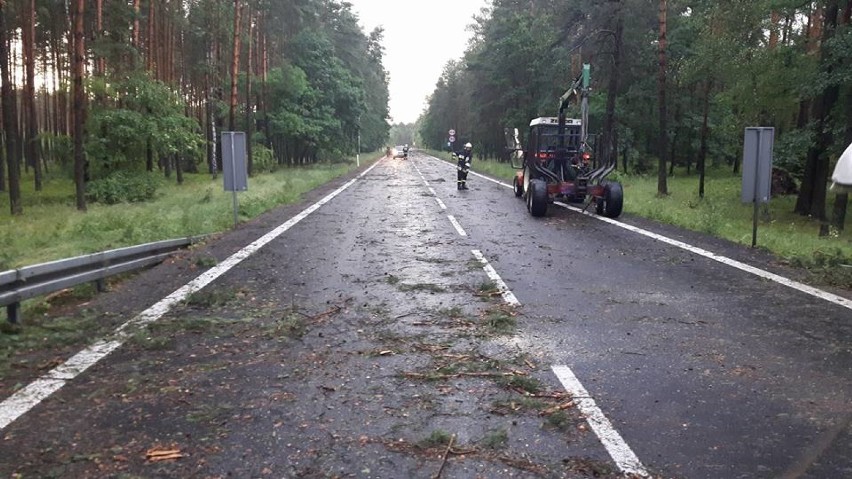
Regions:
[[0, 151, 850, 478]]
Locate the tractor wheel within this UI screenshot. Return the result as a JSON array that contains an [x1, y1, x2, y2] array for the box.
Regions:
[[528, 179, 548, 217], [513, 175, 524, 197], [523, 165, 533, 198], [599, 181, 624, 218], [595, 181, 607, 215]]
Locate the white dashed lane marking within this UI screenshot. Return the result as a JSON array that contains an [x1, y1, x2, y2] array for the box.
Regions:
[[447, 215, 468, 237], [470, 250, 520, 306]]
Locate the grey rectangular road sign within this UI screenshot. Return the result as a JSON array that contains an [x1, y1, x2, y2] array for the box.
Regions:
[[222, 131, 248, 192], [742, 127, 774, 204]]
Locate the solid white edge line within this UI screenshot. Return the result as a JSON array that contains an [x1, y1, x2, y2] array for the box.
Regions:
[[0, 379, 66, 430], [447, 215, 467, 237], [0, 159, 384, 431], [470, 169, 509, 187], [552, 201, 852, 312], [470, 250, 520, 306], [423, 153, 851, 312], [552, 365, 650, 477]]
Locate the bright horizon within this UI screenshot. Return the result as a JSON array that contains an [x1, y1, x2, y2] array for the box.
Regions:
[[347, 0, 490, 125]]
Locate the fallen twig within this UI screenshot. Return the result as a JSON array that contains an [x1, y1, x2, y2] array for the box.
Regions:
[[497, 454, 549, 475], [433, 434, 455, 479], [539, 400, 575, 416], [310, 305, 342, 322], [146, 448, 184, 461], [437, 354, 473, 361], [509, 387, 568, 399]]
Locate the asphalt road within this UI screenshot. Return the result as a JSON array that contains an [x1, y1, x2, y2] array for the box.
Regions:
[[0, 151, 850, 478]]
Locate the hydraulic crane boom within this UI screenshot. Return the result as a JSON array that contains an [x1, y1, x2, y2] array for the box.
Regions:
[[558, 63, 591, 146]]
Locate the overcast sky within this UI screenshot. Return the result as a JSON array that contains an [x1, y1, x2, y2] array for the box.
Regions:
[[346, 0, 490, 124]]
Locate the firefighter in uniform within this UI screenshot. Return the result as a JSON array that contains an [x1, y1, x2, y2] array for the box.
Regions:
[[456, 142, 472, 190]]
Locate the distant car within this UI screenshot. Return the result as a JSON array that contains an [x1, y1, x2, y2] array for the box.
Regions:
[[393, 146, 408, 159]]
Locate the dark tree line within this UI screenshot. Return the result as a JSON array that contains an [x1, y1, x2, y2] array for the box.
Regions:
[[1, 0, 391, 214], [420, 0, 852, 224]]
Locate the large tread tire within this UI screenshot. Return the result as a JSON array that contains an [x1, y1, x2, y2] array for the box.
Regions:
[[602, 181, 624, 218], [513, 175, 524, 197], [528, 179, 548, 217], [595, 181, 608, 215]]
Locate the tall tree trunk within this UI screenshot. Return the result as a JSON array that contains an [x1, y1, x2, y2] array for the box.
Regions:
[[260, 22, 270, 148], [133, 0, 141, 49], [41, 53, 51, 140], [833, 193, 848, 232], [769, 11, 780, 49], [23, 0, 41, 190], [602, 0, 622, 171], [228, 0, 242, 131], [669, 78, 681, 176], [175, 154, 183, 184], [147, 0, 155, 74], [146, 141, 153, 171], [698, 80, 712, 199], [206, 42, 216, 175], [656, 0, 668, 196], [214, 4, 223, 172], [95, 0, 105, 76], [0, 6, 5, 189], [72, 0, 87, 211], [795, 1, 839, 221], [245, 6, 253, 176], [0, 0, 21, 214]]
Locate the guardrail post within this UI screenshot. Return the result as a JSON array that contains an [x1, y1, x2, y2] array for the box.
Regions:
[[6, 303, 19, 324], [95, 279, 106, 293]]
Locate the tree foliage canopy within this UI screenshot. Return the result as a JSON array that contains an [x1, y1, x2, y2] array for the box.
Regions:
[[1, 0, 392, 212], [420, 0, 852, 219]]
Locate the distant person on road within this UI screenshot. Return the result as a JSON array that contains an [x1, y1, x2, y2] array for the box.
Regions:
[[455, 142, 472, 190]]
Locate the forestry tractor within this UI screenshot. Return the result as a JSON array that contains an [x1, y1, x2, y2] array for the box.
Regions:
[[506, 64, 623, 218]]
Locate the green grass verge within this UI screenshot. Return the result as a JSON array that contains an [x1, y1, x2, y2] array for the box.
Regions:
[[0, 153, 382, 269], [423, 150, 852, 286]]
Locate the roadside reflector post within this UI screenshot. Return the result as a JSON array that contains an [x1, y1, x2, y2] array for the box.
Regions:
[[742, 127, 774, 248]]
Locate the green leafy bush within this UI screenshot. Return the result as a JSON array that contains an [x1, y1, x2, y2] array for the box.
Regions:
[[251, 143, 277, 173], [86, 172, 162, 204], [85, 74, 203, 179], [774, 129, 814, 179]]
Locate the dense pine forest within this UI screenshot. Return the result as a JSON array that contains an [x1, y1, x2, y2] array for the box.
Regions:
[[419, 0, 851, 227], [0, 0, 390, 214], [2, 0, 851, 229]]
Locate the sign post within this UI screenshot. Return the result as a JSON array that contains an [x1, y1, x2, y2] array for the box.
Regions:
[[741, 127, 774, 247], [222, 131, 248, 228]]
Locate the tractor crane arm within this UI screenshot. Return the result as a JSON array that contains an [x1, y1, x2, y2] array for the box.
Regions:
[[558, 63, 591, 146]]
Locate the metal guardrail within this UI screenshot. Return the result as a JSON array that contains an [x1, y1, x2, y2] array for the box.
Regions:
[[1, 236, 204, 324]]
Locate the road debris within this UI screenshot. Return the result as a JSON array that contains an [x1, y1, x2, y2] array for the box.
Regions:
[[145, 447, 184, 461]]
